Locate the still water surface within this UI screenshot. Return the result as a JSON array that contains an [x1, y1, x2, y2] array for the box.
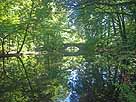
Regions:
[[0, 54, 120, 102]]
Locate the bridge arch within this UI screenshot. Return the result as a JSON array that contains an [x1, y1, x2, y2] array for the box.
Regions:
[[62, 43, 86, 56]]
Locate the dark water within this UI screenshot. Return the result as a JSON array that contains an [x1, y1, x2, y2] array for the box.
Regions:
[[0, 54, 122, 102]]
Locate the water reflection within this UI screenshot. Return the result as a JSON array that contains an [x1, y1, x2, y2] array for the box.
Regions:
[[1, 54, 135, 102], [65, 69, 83, 102], [65, 91, 80, 102]]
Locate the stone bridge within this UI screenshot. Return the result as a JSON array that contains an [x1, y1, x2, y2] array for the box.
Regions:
[[62, 43, 86, 56], [35, 43, 86, 56]]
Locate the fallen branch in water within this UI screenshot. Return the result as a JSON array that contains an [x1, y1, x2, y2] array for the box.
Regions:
[[0, 51, 48, 58]]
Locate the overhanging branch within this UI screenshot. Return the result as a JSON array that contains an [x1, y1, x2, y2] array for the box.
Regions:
[[77, 1, 136, 9], [17, 0, 34, 53]]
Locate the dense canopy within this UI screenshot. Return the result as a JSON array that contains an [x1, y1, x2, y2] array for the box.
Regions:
[[0, 0, 136, 102]]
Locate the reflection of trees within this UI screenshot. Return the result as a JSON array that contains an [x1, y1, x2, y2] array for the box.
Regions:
[[77, 62, 117, 102], [78, 60, 136, 102], [0, 52, 65, 102]]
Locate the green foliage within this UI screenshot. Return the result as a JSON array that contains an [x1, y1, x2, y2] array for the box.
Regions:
[[118, 84, 136, 102], [0, 0, 136, 102]]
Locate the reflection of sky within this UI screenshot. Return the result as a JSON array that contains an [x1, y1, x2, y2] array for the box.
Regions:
[[65, 91, 80, 102], [65, 69, 83, 102], [102, 71, 107, 80], [68, 70, 83, 90]]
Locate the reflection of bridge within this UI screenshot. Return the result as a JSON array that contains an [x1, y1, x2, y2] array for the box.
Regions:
[[0, 43, 87, 58], [62, 43, 86, 56], [35, 43, 86, 56]]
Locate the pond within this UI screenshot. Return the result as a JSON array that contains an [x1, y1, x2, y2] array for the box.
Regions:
[[0, 53, 124, 102]]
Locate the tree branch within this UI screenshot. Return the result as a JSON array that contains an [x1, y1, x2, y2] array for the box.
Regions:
[[77, 1, 136, 9], [17, 1, 34, 53]]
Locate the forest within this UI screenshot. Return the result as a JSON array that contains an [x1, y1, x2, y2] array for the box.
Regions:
[[0, 0, 136, 102]]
